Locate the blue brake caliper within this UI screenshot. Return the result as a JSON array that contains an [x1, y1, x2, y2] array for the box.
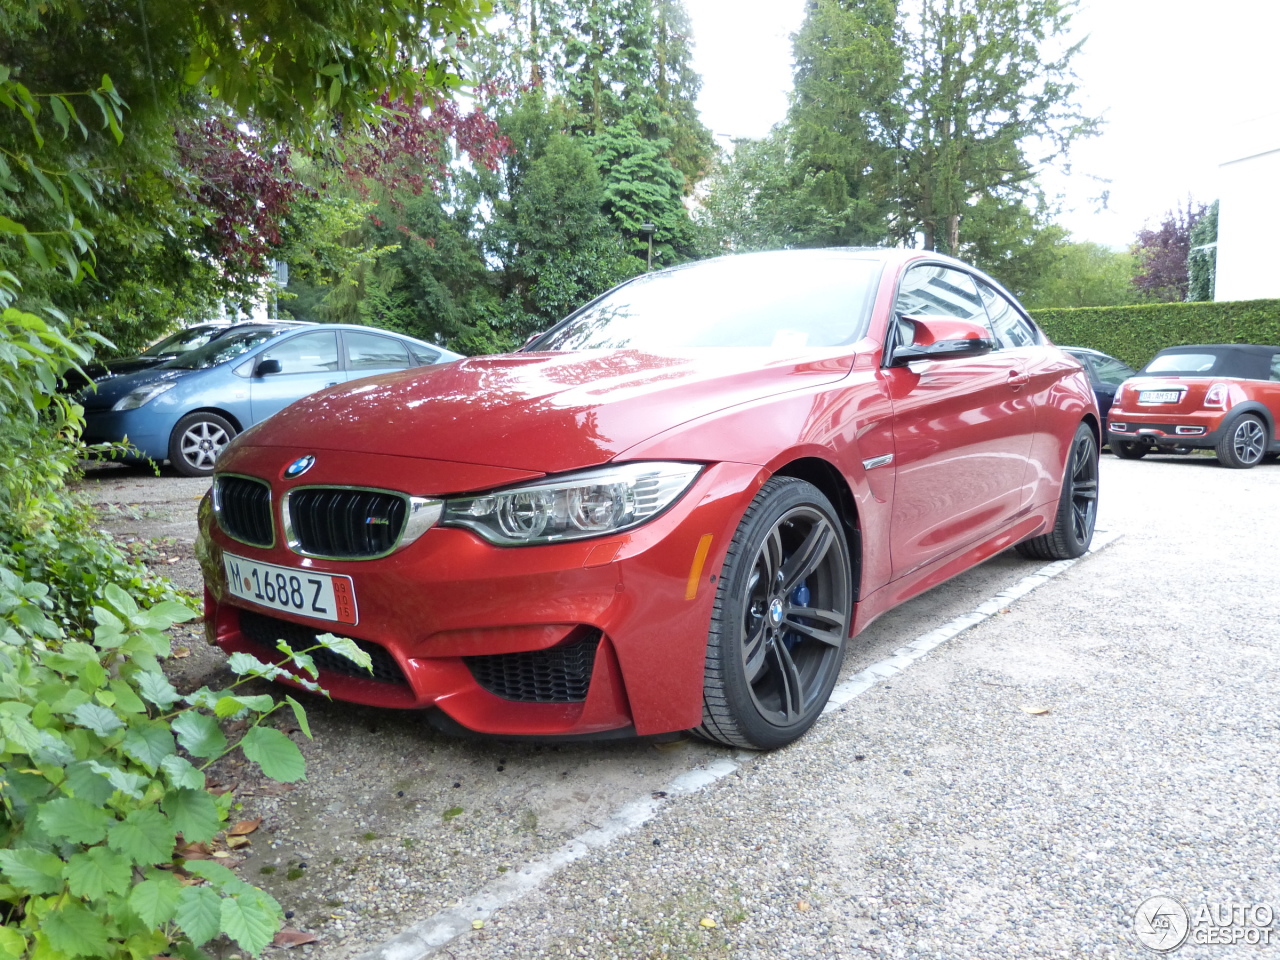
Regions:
[[784, 582, 810, 650]]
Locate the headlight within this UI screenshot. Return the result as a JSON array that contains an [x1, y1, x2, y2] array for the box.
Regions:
[[441, 462, 703, 546], [112, 381, 176, 411]]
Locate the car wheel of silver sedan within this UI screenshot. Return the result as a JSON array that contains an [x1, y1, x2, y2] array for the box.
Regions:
[[168, 412, 237, 477], [695, 477, 852, 750], [1215, 414, 1267, 469]]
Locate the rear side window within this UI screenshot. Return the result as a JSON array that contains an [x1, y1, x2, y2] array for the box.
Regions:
[[1271, 354, 1280, 381], [976, 280, 1040, 349], [409, 343, 441, 365], [345, 332, 411, 371]]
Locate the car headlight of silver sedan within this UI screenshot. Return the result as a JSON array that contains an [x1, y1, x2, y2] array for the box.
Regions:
[[112, 381, 177, 411], [440, 462, 703, 546]]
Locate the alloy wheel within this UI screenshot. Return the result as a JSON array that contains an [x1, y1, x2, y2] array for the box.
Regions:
[[180, 420, 230, 471], [1069, 431, 1099, 545], [739, 506, 849, 728], [1233, 418, 1266, 465]]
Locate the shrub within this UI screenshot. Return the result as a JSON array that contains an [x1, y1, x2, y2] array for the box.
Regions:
[[1030, 299, 1280, 369]]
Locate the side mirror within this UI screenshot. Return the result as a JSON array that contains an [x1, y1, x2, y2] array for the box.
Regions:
[[254, 358, 282, 377], [520, 332, 544, 350], [891, 316, 995, 365]]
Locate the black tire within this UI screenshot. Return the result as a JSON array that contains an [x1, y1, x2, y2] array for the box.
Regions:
[[168, 412, 237, 477], [1016, 423, 1099, 561], [694, 477, 852, 750], [1111, 438, 1148, 460], [1215, 414, 1267, 469]]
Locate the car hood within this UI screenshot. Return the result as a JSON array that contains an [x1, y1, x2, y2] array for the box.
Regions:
[[236, 348, 856, 473]]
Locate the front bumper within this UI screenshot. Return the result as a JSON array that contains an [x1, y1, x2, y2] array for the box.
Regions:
[[81, 409, 173, 460], [199, 450, 764, 738]]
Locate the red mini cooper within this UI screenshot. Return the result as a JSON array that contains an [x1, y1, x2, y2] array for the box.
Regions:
[[1107, 343, 1280, 468], [197, 249, 1100, 749]]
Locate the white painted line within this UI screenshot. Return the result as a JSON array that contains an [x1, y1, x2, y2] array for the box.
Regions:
[[356, 529, 1122, 960]]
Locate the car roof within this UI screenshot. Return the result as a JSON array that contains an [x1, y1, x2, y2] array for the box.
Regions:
[[1155, 343, 1280, 355]]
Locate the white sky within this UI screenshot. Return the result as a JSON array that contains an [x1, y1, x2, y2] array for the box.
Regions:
[[683, 0, 1280, 249]]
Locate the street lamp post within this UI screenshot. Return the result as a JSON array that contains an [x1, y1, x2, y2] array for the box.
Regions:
[[639, 222, 655, 272]]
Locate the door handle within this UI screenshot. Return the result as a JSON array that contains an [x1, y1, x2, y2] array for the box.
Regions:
[[1007, 369, 1030, 388], [325, 381, 339, 387]]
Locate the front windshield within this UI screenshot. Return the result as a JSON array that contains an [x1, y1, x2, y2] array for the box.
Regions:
[[138, 324, 222, 358], [161, 327, 284, 370], [528, 254, 882, 351]]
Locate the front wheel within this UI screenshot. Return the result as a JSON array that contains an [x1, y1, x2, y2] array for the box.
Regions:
[[695, 477, 852, 750], [1016, 423, 1099, 561], [168, 412, 237, 477], [1215, 414, 1267, 469]]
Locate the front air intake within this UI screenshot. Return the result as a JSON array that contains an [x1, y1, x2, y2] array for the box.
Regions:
[[464, 631, 601, 703]]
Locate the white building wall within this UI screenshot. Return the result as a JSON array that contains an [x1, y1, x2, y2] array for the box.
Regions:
[[1216, 115, 1280, 302]]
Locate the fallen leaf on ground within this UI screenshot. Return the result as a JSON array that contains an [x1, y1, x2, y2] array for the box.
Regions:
[[226, 835, 251, 850], [211, 850, 231, 859], [176, 842, 213, 860], [653, 738, 689, 752], [1020, 705, 1051, 715], [797, 901, 811, 912], [273, 930, 319, 948], [228, 818, 262, 836], [472, 920, 484, 930], [172, 647, 191, 658], [700, 917, 717, 928]]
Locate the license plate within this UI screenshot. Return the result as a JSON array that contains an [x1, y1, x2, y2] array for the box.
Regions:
[[1138, 390, 1181, 404], [223, 554, 357, 624]]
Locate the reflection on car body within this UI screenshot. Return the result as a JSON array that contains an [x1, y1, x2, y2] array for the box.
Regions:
[[197, 248, 1100, 749]]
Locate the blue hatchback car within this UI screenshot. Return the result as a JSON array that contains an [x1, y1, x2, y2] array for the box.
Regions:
[[80, 322, 462, 476]]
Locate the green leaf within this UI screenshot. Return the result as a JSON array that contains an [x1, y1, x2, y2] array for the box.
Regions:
[[136, 671, 181, 709], [240, 726, 306, 783], [44, 900, 112, 958], [107, 808, 176, 866], [284, 696, 312, 739], [162, 788, 221, 843], [71, 702, 123, 737], [49, 95, 70, 137], [129, 871, 183, 927], [317, 633, 373, 672], [64, 760, 116, 805], [214, 694, 274, 718], [182, 859, 248, 893], [160, 754, 205, 790], [37, 797, 111, 844], [103, 582, 139, 620], [225, 652, 275, 676], [171, 711, 227, 759], [329, 76, 342, 108], [64, 846, 131, 900], [121, 720, 176, 771], [0, 926, 26, 960], [175, 885, 221, 946], [1, 713, 43, 753], [108, 678, 147, 713], [86, 760, 148, 799], [221, 889, 282, 954], [0, 215, 26, 234], [146, 599, 199, 627], [0, 848, 66, 895]]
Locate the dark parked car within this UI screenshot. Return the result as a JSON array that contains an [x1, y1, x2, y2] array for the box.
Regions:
[[63, 322, 276, 390], [197, 248, 1100, 750], [1062, 347, 1136, 435]]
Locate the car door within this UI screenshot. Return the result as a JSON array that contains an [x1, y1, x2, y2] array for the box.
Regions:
[[247, 330, 341, 424], [342, 330, 414, 382], [884, 264, 1036, 579]]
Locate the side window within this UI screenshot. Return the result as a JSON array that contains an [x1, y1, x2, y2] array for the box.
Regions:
[[1090, 354, 1137, 386], [409, 343, 441, 365], [976, 279, 1040, 349], [258, 332, 338, 375], [1270, 353, 1280, 382], [890, 265, 993, 354], [346, 332, 412, 371]]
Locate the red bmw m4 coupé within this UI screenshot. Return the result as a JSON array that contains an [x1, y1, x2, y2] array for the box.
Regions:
[[197, 249, 1100, 749]]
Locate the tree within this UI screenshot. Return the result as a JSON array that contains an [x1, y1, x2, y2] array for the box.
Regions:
[[1131, 200, 1206, 302], [786, 0, 1096, 255], [1019, 239, 1138, 309], [1186, 199, 1218, 302]]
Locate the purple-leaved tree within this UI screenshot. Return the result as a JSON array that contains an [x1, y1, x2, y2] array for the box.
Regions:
[[1131, 200, 1208, 301]]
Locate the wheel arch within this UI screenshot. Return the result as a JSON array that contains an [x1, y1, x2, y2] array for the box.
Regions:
[[1081, 411, 1101, 449], [770, 456, 864, 601], [174, 407, 245, 434], [1226, 402, 1275, 441]]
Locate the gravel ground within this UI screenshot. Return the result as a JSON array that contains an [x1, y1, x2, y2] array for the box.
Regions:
[[77, 452, 1280, 958]]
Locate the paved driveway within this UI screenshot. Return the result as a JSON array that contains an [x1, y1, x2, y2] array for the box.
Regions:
[[79, 454, 1280, 959]]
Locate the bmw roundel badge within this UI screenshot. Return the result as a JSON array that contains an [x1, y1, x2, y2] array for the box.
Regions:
[[283, 454, 316, 479]]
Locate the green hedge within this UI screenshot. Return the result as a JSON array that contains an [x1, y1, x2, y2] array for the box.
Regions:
[[1029, 300, 1280, 369]]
